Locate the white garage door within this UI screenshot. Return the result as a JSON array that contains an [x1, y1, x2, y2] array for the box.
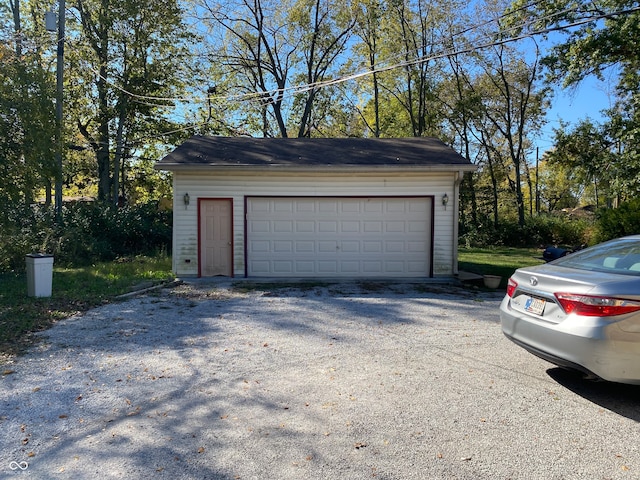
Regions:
[[246, 197, 432, 277]]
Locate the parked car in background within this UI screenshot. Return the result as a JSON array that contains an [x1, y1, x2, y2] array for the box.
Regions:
[[542, 244, 587, 262], [500, 235, 640, 384]]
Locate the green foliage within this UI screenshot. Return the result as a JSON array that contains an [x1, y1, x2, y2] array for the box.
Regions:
[[460, 214, 590, 248], [536, 0, 640, 88], [594, 198, 640, 243], [63, 0, 199, 203], [545, 119, 637, 206], [509, 0, 640, 210], [0, 202, 172, 273], [536, 160, 580, 211], [2, 0, 637, 249], [0, 47, 56, 211]]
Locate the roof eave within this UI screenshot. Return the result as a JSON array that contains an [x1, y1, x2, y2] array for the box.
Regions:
[[153, 163, 477, 174]]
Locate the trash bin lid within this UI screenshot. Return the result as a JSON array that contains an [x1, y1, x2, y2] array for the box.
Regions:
[[26, 253, 54, 258]]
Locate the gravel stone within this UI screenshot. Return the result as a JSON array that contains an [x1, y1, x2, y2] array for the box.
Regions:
[[2, 279, 640, 479]]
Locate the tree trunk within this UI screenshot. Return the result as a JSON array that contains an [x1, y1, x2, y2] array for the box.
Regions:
[[113, 99, 127, 205], [10, 0, 21, 57], [95, 47, 112, 202]]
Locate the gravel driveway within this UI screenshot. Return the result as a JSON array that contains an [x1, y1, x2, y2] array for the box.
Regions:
[[2, 279, 640, 479]]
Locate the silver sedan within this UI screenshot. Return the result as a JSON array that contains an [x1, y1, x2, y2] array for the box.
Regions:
[[500, 235, 640, 384]]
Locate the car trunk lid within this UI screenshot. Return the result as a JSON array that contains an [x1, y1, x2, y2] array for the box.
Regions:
[[508, 266, 611, 324]]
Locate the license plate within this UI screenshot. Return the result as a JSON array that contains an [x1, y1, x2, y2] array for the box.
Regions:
[[524, 297, 545, 315]]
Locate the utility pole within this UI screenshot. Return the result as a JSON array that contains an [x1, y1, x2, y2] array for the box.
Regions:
[[47, 0, 65, 221], [535, 147, 539, 215]]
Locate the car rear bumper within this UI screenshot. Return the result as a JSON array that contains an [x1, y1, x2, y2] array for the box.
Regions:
[[503, 331, 601, 379], [500, 296, 640, 385]]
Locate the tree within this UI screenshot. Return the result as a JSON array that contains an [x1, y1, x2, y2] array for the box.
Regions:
[[200, 0, 354, 138], [513, 0, 640, 89], [438, 4, 483, 223], [0, 0, 57, 218], [536, 159, 580, 211], [508, 0, 640, 202], [470, 0, 548, 225], [350, 0, 385, 137], [290, 0, 356, 137], [377, 0, 449, 138], [72, 0, 198, 203], [546, 119, 625, 208]]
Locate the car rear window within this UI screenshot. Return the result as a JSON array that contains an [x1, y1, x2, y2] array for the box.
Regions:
[[553, 238, 640, 276]]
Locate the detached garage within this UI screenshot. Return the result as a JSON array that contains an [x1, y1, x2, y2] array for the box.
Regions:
[[154, 136, 475, 279]]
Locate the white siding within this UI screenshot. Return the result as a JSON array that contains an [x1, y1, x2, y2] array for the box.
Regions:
[[172, 171, 456, 277]]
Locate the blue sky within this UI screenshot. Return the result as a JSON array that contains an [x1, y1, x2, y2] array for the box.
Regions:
[[538, 76, 615, 153], [532, 26, 620, 156]]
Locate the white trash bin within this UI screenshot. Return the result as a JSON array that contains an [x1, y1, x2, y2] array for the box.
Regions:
[[26, 254, 54, 297]]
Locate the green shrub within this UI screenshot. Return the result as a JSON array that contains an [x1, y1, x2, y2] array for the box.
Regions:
[[594, 198, 640, 242], [0, 202, 172, 273], [460, 214, 590, 248], [0, 205, 55, 271]]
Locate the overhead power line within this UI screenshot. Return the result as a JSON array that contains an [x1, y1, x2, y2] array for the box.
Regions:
[[56, 2, 639, 148], [82, 4, 638, 108]]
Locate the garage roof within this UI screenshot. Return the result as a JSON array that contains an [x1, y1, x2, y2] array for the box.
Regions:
[[155, 135, 476, 171]]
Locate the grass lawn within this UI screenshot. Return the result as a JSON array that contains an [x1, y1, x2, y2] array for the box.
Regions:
[[0, 256, 174, 362], [458, 246, 546, 289]]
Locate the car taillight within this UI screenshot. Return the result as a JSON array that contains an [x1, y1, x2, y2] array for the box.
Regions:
[[506, 278, 517, 297], [554, 293, 640, 317]]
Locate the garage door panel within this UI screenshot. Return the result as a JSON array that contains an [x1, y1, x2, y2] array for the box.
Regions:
[[319, 241, 337, 252], [250, 240, 270, 252], [341, 241, 360, 253], [251, 260, 270, 273], [274, 200, 294, 212], [318, 261, 338, 273], [386, 202, 407, 213], [408, 222, 427, 233], [364, 201, 384, 213], [295, 260, 314, 273], [295, 201, 315, 213], [385, 241, 404, 253], [364, 222, 383, 233], [408, 199, 429, 210], [408, 262, 427, 273], [296, 221, 315, 232], [341, 221, 360, 233], [273, 260, 294, 273], [384, 261, 405, 273], [274, 221, 293, 232], [295, 241, 315, 253], [250, 220, 271, 233], [319, 201, 339, 213], [247, 197, 431, 277], [319, 221, 338, 233], [386, 221, 405, 233], [273, 241, 293, 252], [408, 241, 428, 251], [250, 202, 270, 213], [363, 241, 383, 253], [341, 202, 361, 213], [363, 260, 384, 272]]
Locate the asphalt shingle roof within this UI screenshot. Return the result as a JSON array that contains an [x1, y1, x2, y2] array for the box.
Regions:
[[155, 135, 474, 170]]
